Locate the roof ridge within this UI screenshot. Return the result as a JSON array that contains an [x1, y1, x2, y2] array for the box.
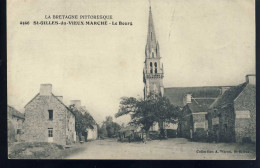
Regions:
[[165, 85, 233, 89], [24, 93, 40, 108]]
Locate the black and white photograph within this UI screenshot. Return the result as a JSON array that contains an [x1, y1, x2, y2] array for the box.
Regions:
[[7, 0, 255, 160]]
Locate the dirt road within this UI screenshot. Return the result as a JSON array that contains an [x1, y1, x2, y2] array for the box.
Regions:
[[66, 138, 255, 160]]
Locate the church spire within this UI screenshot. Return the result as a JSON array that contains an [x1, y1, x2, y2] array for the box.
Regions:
[[143, 5, 164, 98], [146, 6, 158, 58]]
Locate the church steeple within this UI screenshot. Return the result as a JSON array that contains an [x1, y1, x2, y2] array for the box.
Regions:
[[143, 6, 164, 98], [145, 6, 159, 58]]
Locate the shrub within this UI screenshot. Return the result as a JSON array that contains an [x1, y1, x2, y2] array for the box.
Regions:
[[149, 131, 160, 140], [193, 129, 207, 142]]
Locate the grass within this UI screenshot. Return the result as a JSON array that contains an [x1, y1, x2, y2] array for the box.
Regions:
[[8, 142, 85, 159]]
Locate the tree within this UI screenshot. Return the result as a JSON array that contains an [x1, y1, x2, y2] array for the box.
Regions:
[[69, 104, 96, 141], [100, 116, 121, 138], [115, 92, 180, 140], [98, 124, 108, 138]]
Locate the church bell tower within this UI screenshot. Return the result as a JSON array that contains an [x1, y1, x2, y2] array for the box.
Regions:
[[143, 6, 164, 99]]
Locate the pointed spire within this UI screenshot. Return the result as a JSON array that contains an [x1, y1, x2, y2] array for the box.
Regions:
[[146, 6, 157, 57], [147, 6, 156, 45]]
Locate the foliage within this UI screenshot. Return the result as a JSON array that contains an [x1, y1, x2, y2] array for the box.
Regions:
[[193, 129, 208, 142], [99, 116, 121, 138], [69, 104, 96, 138], [115, 92, 180, 137], [8, 142, 64, 159], [98, 124, 108, 138]]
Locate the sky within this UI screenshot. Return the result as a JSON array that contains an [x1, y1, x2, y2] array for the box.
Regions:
[[7, 0, 255, 124]]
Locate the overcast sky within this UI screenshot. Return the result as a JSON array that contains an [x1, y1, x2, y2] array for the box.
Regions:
[[7, 0, 255, 124]]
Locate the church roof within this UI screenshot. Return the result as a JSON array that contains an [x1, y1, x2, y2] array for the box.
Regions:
[[164, 86, 226, 107]]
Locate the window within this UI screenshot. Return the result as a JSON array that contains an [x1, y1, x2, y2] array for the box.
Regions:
[[150, 62, 153, 73], [152, 52, 154, 58], [151, 32, 152, 40], [154, 62, 157, 73], [17, 129, 21, 134], [48, 110, 53, 120], [48, 128, 53, 137]]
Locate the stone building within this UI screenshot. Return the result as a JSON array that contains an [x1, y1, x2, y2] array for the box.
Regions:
[[142, 7, 231, 137], [23, 84, 76, 146], [69, 100, 98, 140], [141, 6, 255, 144], [175, 87, 229, 140], [142, 6, 165, 133], [7, 105, 25, 142], [143, 6, 164, 98], [208, 75, 256, 143]]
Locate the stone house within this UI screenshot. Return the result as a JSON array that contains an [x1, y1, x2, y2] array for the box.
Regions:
[[7, 105, 25, 142], [70, 100, 98, 140], [164, 86, 230, 139], [177, 93, 218, 141], [208, 75, 256, 143], [23, 84, 76, 146]]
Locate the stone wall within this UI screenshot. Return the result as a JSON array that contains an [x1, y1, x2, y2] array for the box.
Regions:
[[193, 113, 208, 131], [207, 109, 220, 142], [87, 125, 98, 140], [7, 106, 25, 142], [66, 109, 76, 144], [24, 95, 68, 146], [218, 105, 236, 142], [234, 84, 256, 143]]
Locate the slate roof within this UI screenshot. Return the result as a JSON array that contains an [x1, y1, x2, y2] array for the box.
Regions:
[[164, 86, 226, 106], [209, 82, 248, 109], [186, 99, 212, 113], [8, 105, 25, 119]]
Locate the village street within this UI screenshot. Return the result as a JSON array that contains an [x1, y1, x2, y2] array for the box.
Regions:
[[66, 138, 255, 160]]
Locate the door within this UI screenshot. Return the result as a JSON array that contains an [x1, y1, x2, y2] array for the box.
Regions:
[[48, 128, 53, 142]]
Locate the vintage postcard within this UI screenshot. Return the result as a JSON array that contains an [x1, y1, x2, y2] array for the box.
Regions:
[[7, 0, 255, 160]]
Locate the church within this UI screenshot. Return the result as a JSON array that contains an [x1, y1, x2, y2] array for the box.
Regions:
[[143, 7, 233, 138]]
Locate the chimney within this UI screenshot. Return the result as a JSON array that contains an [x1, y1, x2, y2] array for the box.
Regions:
[[245, 74, 255, 85], [183, 94, 192, 105], [40, 84, 52, 96], [56, 96, 63, 102], [70, 100, 81, 107]]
